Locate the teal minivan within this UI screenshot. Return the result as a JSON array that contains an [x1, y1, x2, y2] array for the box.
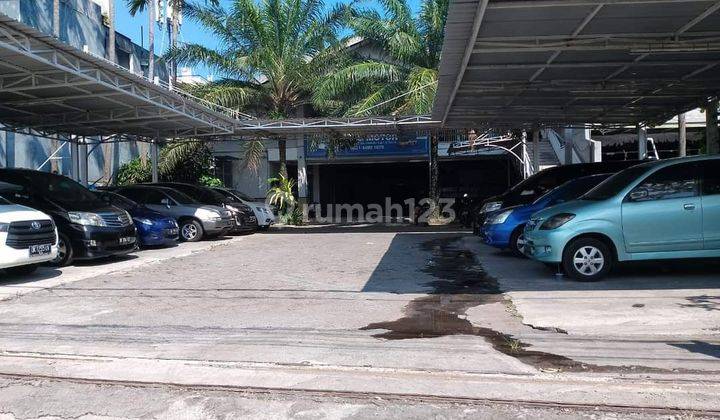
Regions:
[[524, 155, 720, 281]]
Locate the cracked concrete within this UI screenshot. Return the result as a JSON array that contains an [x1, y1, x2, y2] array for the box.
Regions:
[[0, 227, 718, 417]]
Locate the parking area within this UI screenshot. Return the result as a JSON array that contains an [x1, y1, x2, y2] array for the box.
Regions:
[[0, 226, 718, 416]]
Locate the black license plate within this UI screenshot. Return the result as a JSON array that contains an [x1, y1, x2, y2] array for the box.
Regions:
[[29, 244, 52, 257]]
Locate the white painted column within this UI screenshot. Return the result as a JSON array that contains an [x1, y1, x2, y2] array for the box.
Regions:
[[151, 138, 159, 183], [637, 124, 648, 160], [562, 129, 573, 165], [532, 128, 540, 173], [678, 113, 687, 157], [297, 136, 308, 202]]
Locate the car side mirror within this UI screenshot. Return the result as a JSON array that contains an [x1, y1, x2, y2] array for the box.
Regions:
[[629, 188, 649, 202], [161, 198, 172, 208]]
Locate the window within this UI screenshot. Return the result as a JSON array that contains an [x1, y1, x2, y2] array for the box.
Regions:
[[583, 165, 654, 201], [627, 162, 699, 202], [108, 193, 138, 210], [701, 160, 720, 196], [117, 188, 146, 203], [143, 190, 169, 205]]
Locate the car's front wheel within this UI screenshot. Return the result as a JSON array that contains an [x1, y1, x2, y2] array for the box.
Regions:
[[179, 220, 204, 242], [562, 238, 613, 281], [509, 225, 527, 258], [51, 233, 73, 267]]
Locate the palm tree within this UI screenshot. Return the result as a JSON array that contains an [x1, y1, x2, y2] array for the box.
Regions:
[[166, 0, 349, 175], [314, 0, 448, 220], [127, 0, 156, 80], [313, 0, 447, 116]]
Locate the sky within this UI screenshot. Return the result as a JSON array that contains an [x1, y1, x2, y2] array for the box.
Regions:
[[114, 0, 421, 79]]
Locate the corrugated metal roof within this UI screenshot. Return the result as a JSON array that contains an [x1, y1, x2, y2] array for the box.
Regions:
[[433, 0, 720, 128]]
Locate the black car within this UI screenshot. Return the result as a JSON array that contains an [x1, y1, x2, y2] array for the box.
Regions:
[[0, 169, 137, 266], [472, 161, 642, 234], [151, 183, 258, 233]]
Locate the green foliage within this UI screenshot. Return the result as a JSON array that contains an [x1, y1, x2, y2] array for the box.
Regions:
[[115, 156, 151, 186], [114, 141, 215, 186], [314, 0, 448, 116], [266, 173, 297, 213], [199, 175, 224, 187]]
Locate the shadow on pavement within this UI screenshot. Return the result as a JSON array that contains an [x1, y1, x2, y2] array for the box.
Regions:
[[0, 267, 62, 285]]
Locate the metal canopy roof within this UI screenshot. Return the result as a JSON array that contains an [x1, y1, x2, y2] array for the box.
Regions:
[[0, 13, 240, 140], [433, 0, 720, 128], [0, 13, 439, 142]]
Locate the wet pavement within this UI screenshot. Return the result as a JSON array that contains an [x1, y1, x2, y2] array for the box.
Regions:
[[0, 227, 719, 415]]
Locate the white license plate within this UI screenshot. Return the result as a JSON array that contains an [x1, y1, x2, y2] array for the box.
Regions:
[[29, 244, 52, 257], [119, 236, 136, 245]]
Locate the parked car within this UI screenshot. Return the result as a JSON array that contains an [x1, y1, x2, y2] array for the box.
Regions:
[[524, 155, 720, 281], [212, 187, 275, 229], [472, 161, 641, 234], [114, 185, 233, 242], [0, 195, 58, 275], [0, 169, 137, 266], [152, 183, 257, 233], [483, 174, 612, 257], [94, 191, 179, 247]]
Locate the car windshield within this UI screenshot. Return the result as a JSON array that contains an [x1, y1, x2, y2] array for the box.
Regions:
[[215, 189, 240, 202], [229, 189, 252, 201], [107, 192, 139, 210], [25, 172, 103, 207], [163, 188, 197, 205], [581, 165, 653, 201], [533, 174, 611, 205]]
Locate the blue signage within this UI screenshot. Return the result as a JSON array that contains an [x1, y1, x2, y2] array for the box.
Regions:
[[306, 134, 429, 160]]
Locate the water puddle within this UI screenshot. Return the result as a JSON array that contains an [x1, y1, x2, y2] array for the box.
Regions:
[[360, 236, 679, 373]]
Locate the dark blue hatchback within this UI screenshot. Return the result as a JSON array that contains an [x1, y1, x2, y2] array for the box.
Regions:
[[481, 174, 611, 257], [94, 191, 179, 247]]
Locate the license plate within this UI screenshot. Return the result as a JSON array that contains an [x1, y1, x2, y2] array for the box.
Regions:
[[29, 244, 51, 257], [119, 236, 136, 245]]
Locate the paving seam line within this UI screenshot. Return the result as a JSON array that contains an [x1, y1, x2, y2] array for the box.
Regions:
[[0, 371, 718, 416]]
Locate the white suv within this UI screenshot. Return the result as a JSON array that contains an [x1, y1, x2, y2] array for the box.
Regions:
[[213, 188, 276, 229], [0, 196, 58, 275]]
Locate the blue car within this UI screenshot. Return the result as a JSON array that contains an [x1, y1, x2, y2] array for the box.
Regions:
[[95, 191, 179, 247], [524, 155, 720, 281], [482, 174, 612, 257]]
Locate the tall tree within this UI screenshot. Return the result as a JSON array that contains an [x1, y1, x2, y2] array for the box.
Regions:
[[107, 0, 116, 63], [166, 0, 348, 175], [127, 0, 156, 80], [314, 0, 449, 220], [313, 0, 448, 117]]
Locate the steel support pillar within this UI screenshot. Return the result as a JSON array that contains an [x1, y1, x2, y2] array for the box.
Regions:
[[532, 128, 540, 173], [678, 113, 687, 157], [563, 131, 573, 165], [70, 138, 80, 181], [151, 138, 159, 183], [78, 137, 88, 186], [637, 125, 648, 160], [706, 99, 719, 155], [312, 165, 320, 203]]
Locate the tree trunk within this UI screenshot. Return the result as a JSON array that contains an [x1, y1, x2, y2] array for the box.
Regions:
[[107, 0, 115, 63], [428, 134, 440, 222], [170, 6, 180, 86], [148, 0, 155, 81], [278, 139, 287, 177], [52, 0, 60, 38]]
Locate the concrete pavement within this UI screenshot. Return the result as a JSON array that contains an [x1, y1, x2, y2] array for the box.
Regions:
[[0, 227, 718, 417]]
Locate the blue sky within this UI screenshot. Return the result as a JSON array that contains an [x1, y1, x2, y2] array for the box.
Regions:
[[115, 0, 421, 78]]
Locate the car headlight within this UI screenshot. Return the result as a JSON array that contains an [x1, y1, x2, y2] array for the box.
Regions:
[[487, 209, 513, 225], [540, 213, 576, 230], [481, 201, 502, 213], [68, 211, 105, 227], [136, 218, 154, 226]]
